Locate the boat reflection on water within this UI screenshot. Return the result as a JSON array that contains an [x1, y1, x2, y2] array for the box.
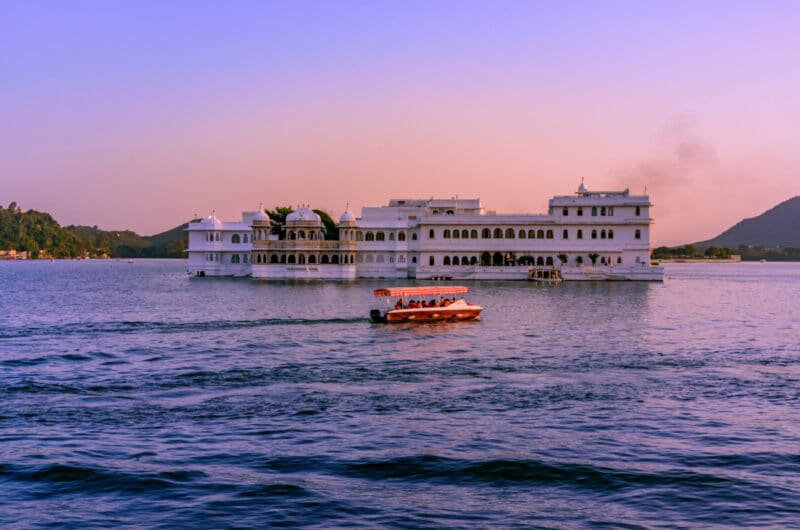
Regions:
[[370, 286, 483, 323]]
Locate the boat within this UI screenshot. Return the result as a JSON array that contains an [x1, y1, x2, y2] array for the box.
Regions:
[[528, 267, 562, 284], [370, 286, 483, 323]]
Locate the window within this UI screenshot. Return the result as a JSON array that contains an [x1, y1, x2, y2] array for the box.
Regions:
[[429, 256, 435, 266], [563, 229, 569, 239], [412, 256, 417, 264], [365, 232, 374, 241], [243, 254, 248, 263], [601, 230, 606, 239], [399, 255, 405, 263], [389, 232, 395, 241], [577, 207, 583, 216], [600, 207, 606, 216], [309, 232, 316, 240], [608, 229, 614, 239], [398, 231, 406, 241], [591, 230, 597, 239], [298, 230, 306, 239], [635, 229, 641, 239], [493, 228, 503, 238], [389, 256, 394, 263], [608, 207, 614, 216], [412, 233, 417, 240], [298, 255, 305, 264], [537, 257, 544, 266], [462, 229, 469, 238], [432, 209, 439, 215], [356, 231, 364, 241], [332, 255, 339, 264], [537, 229, 544, 239], [546, 230, 553, 239], [446, 210, 454, 215], [519, 229, 526, 239], [470, 256, 477, 265], [280, 255, 287, 263], [482, 228, 491, 239], [270, 254, 278, 263], [357, 255, 364, 263], [617, 257, 622, 264], [376, 232, 385, 241], [635, 206, 641, 216], [376, 255, 384, 263], [444, 256, 451, 265], [232, 234, 240, 244], [546, 257, 553, 266], [443, 229, 451, 238], [562, 207, 569, 216], [528, 229, 535, 239], [591, 207, 597, 216], [452, 230, 460, 239], [462, 256, 469, 265], [215, 233, 220, 241], [577, 229, 583, 239], [288, 255, 296, 264], [366, 254, 374, 263], [429, 229, 435, 239], [308, 255, 316, 264], [321, 255, 329, 264], [505, 228, 515, 239]]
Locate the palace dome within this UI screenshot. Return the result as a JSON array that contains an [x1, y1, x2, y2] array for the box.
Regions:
[[200, 214, 222, 227], [339, 210, 356, 224], [286, 207, 321, 223], [252, 209, 271, 224]]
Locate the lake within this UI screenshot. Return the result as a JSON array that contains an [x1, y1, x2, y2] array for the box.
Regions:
[[1, 260, 799, 528]]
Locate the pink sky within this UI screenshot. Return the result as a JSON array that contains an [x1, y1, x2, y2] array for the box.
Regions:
[[2, 1, 799, 246]]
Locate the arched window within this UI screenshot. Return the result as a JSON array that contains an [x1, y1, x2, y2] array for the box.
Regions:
[[288, 255, 296, 264], [481, 252, 491, 266], [470, 256, 477, 265], [492, 252, 504, 266], [309, 232, 316, 240], [429, 256, 435, 266], [412, 256, 417, 264], [376, 255, 384, 263], [365, 232, 374, 241], [505, 228, 515, 239], [600, 230, 606, 239], [493, 228, 503, 238], [546, 256, 553, 266], [591, 230, 597, 239], [331, 255, 339, 264], [298, 255, 306, 264], [537, 257, 544, 266], [591, 207, 597, 216], [470, 230, 478, 239], [528, 229, 536, 239], [308, 255, 317, 264], [482, 228, 491, 239], [452, 256, 459, 265], [519, 229, 526, 239], [452, 230, 459, 239], [356, 231, 364, 241], [412, 233, 417, 240], [563, 229, 569, 239], [398, 255, 405, 263], [215, 233, 220, 241], [366, 254, 374, 263], [546, 230, 553, 239], [231, 254, 240, 263], [289, 231, 296, 240], [635, 206, 641, 216], [577, 229, 583, 239], [232, 234, 241, 244], [443, 256, 451, 265], [398, 232, 406, 241], [376, 232, 385, 241], [280, 254, 287, 263], [635, 229, 641, 239], [462, 256, 468, 265], [537, 229, 544, 239], [270, 254, 278, 263], [429, 229, 435, 239], [243, 234, 249, 243], [443, 229, 451, 238], [608, 229, 614, 239], [298, 230, 306, 239], [389, 232, 395, 241], [462, 230, 469, 239], [446, 210, 454, 215]]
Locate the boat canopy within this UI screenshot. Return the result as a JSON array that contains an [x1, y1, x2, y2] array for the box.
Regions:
[[373, 286, 470, 298]]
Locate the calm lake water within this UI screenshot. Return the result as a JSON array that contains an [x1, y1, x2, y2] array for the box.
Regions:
[[1, 260, 799, 528]]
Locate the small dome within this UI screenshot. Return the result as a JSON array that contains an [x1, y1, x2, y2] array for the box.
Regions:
[[200, 214, 222, 227], [577, 179, 587, 193], [286, 207, 321, 223], [253, 209, 271, 224], [339, 210, 356, 223]]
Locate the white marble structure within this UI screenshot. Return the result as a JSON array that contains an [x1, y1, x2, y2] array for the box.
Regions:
[[186, 183, 664, 281]]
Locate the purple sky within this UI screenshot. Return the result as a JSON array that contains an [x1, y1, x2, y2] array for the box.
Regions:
[[2, 0, 799, 245]]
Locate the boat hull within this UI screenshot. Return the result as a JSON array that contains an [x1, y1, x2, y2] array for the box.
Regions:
[[372, 305, 483, 323]]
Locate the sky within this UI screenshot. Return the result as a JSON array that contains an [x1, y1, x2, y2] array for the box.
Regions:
[[2, 0, 799, 246]]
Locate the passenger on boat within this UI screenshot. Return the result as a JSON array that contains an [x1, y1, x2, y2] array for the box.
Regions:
[[394, 299, 404, 310], [442, 299, 451, 307]]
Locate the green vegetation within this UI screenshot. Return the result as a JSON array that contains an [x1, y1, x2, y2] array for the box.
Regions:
[[653, 245, 800, 261], [265, 207, 339, 240], [0, 201, 187, 258]]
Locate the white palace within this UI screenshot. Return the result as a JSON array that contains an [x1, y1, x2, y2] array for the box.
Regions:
[[186, 183, 664, 281]]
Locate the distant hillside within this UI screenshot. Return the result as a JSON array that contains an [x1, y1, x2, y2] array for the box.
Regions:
[[695, 196, 800, 249], [66, 223, 189, 258], [0, 202, 83, 257]]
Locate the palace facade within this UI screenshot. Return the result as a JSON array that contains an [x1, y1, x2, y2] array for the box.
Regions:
[[186, 183, 664, 281]]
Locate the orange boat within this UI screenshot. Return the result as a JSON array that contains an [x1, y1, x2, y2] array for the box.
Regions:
[[370, 286, 483, 323]]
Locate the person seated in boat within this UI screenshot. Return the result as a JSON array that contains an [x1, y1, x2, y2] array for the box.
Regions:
[[408, 300, 418, 308], [394, 298, 404, 310], [442, 298, 450, 307], [430, 299, 437, 307]]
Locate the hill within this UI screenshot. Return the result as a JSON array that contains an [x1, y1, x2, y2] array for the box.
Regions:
[[66, 223, 189, 258], [0, 202, 83, 258], [695, 196, 800, 249]]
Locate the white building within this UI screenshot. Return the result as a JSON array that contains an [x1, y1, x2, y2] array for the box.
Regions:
[[186, 184, 664, 281]]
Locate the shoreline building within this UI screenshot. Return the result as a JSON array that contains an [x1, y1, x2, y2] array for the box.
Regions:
[[186, 183, 664, 281]]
